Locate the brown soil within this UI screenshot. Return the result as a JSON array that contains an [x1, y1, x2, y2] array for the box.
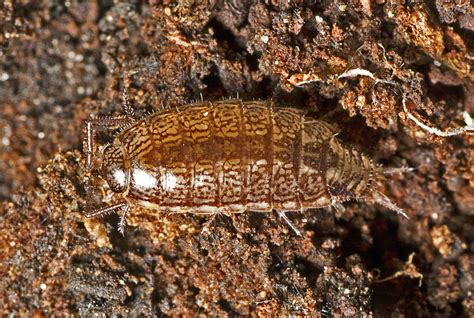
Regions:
[[1, 1, 473, 316]]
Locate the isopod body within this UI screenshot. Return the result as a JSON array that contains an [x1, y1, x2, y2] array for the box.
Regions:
[[85, 99, 406, 231]]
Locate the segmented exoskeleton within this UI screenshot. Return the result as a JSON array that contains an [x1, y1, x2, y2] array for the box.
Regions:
[[84, 99, 407, 233]]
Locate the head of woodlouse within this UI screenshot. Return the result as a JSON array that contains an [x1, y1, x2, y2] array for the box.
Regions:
[[101, 143, 129, 193]]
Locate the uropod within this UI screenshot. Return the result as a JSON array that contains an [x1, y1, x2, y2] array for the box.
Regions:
[[84, 98, 409, 234]]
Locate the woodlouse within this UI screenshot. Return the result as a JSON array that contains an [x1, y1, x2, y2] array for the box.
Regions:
[[84, 98, 409, 234]]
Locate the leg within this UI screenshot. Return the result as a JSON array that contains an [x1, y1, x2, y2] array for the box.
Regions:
[[199, 207, 234, 234], [200, 206, 245, 234], [276, 211, 302, 237], [117, 203, 130, 235], [85, 201, 128, 218], [85, 201, 130, 235], [200, 212, 220, 235]]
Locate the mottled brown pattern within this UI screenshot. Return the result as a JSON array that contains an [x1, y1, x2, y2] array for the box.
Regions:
[[104, 99, 379, 214]]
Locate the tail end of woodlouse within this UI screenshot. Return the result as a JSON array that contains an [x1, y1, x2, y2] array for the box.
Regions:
[[372, 190, 409, 219], [382, 167, 416, 175]]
